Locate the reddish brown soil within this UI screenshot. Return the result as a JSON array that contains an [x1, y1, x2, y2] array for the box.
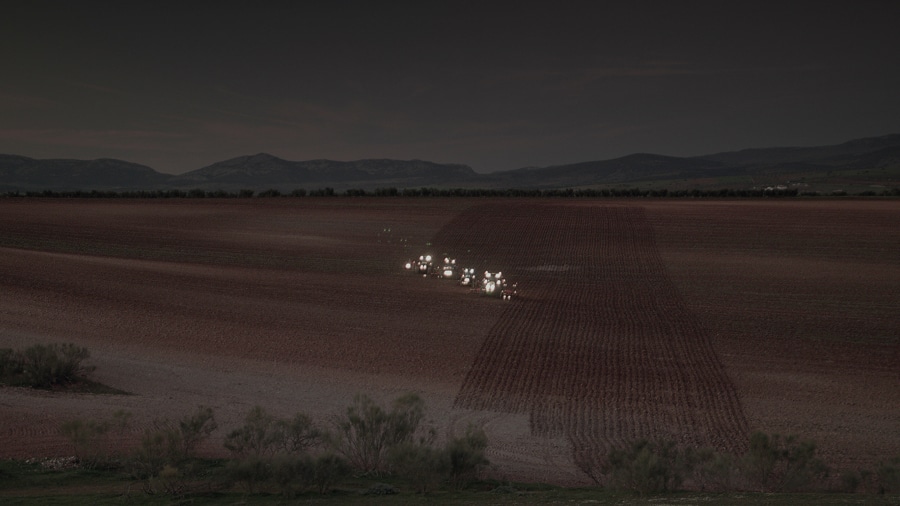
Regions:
[[0, 198, 897, 485]]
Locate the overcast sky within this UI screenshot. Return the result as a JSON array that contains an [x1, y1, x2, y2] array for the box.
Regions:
[[2, 1, 899, 174]]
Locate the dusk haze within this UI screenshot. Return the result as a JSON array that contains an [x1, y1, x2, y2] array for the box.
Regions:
[[1, 1, 899, 502]]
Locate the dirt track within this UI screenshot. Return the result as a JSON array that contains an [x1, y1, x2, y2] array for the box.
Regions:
[[1, 198, 898, 485]]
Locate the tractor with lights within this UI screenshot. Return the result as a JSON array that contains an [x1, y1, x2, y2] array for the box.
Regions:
[[479, 271, 517, 300], [437, 257, 459, 279], [404, 254, 434, 276], [459, 267, 478, 287]]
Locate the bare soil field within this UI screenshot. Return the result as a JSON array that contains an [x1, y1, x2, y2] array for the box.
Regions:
[[0, 197, 898, 485]]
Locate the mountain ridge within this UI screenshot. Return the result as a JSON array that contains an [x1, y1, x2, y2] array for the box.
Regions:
[[2, 134, 899, 193]]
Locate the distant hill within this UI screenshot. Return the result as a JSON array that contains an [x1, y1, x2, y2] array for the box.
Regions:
[[167, 154, 480, 190], [478, 134, 900, 192], [0, 155, 168, 192], [485, 154, 727, 189], [2, 134, 899, 193], [699, 134, 900, 166]]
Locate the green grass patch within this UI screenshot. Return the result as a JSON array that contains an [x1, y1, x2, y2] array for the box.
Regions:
[[2, 459, 899, 505]]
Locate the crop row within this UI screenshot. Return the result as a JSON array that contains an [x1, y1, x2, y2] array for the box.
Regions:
[[435, 203, 749, 470]]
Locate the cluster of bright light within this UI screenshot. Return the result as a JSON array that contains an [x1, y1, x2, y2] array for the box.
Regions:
[[404, 253, 513, 299]]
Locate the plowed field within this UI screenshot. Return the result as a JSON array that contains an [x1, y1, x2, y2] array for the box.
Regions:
[[1, 198, 897, 485]]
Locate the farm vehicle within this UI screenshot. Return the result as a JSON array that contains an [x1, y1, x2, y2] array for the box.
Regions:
[[479, 271, 517, 300], [403, 254, 517, 300], [404, 254, 434, 276], [438, 257, 459, 279], [459, 267, 478, 287]]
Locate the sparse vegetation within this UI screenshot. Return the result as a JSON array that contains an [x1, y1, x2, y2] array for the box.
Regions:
[[130, 406, 217, 493], [1, 398, 898, 503], [326, 393, 432, 475], [599, 439, 695, 495], [574, 432, 840, 496], [60, 410, 131, 469], [0, 343, 95, 389], [741, 431, 829, 492], [445, 424, 490, 489], [223, 405, 324, 494], [876, 457, 900, 494]]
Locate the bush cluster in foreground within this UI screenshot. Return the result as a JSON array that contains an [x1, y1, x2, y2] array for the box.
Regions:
[[55, 393, 491, 497], [50, 395, 900, 499], [576, 433, 900, 496], [5, 345, 897, 498]]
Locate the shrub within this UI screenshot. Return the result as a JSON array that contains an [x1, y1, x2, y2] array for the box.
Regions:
[[276, 413, 320, 454], [154, 464, 185, 496], [223, 406, 323, 495], [131, 406, 217, 481], [691, 447, 742, 492], [389, 442, 449, 494], [1, 343, 94, 388], [60, 418, 111, 468], [309, 453, 351, 494], [446, 424, 490, 489], [59, 410, 131, 470], [266, 453, 351, 496], [741, 432, 828, 492], [877, 457, 900, 494], [269, 455, 307, 498], [602, 439, 695, 495], [226, 456, 271, 493], [178, 405, 218, 457], [133, 424, 178, 480], [0, 348, 23, 381], [224, 406, 319, 460], [328, 394, 489, 490], [840, 468, 864, 493], [327, 392, 432, 475], [836, 465, 896, 494]]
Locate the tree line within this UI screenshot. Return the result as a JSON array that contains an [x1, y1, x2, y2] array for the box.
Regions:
[[3, 187, 899, 199]]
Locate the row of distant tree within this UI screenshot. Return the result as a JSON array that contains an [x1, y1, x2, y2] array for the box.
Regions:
[[2, 187, 899, 199]]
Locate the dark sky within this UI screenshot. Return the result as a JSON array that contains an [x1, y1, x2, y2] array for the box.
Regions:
[[3, 1, 899, 174]]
